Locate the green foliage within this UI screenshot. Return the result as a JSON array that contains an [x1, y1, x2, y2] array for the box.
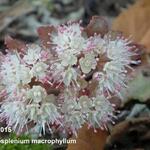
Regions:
[[0, 133, 53, 150], [124, 70, 150, 102]]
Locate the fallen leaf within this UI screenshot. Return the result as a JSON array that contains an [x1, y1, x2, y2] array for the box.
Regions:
[[140, 28, 150, 52], [0, 0, 34, 33], [112, 0, 150, 53], [67, 124, 108, 150], [104, 117, 150, 150]]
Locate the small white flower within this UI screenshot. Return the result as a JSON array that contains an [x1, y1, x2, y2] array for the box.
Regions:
[[26, 103, 39, 120], [40, 102, 60, 123], [51, 58, 79, 87], [0, 100, 27, 132], [26, 101, 60, 127], [1, 55, 32, 90], [86, 35, 106, 54], [1, 55, 20, 86], [61, 98, 80, 113], [50, 62, 65, 81], [79, 53, 97, 74], [52, 23, 86, 56], [95, 61, 127, 97], [63, 67, 78, 86], [23, 45, 42, 64], [19, 65, 32, 84], [106, 38, 131, 61], [79, 95, 92, 112], [87, 96, 114, 128], [26, 86, 47, 103], [61, 52, 77, 67], [25, 92, 60, 133], [65, 111, 85, 135], [31, 62, 48, 79], [61, 96, 85, 135]]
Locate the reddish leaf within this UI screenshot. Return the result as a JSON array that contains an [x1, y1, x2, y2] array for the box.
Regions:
[[85, 16, 108, 37], [37, 26, 56, 49], [5, 36, 26, 52]]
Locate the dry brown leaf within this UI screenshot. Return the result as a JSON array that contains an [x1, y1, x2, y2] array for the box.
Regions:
[[0, 0, 34, 33], [104, 117, 150, 149], [140, 28, 150, 51], [67, 124, 108, 150], [112, 0, 150, 53]]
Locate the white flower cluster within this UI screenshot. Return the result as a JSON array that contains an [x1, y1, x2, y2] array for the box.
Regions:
[[0, 45, 49, 90], [0, 45, 60, 134], [50, 22, 86, 87], [92, 36, 138, 98], [61, 94, 114, 136], [0, 19, 139, 136], [50, 23, 137, 97]]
